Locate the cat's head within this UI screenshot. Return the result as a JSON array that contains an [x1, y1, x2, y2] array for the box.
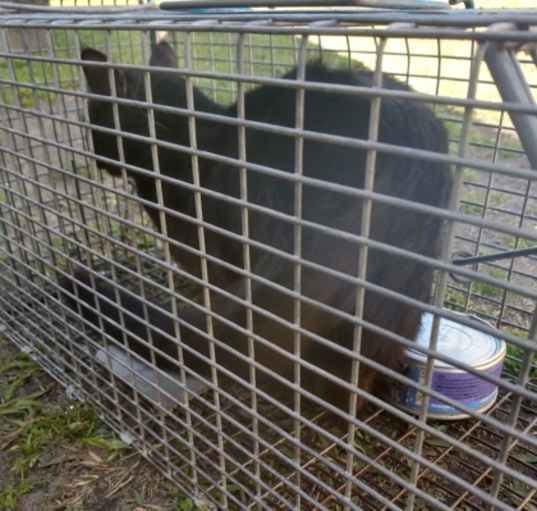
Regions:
[[81, 41, 180, 177]]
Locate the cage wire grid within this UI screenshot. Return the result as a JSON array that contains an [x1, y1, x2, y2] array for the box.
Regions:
[[0, 6, 537, 511]]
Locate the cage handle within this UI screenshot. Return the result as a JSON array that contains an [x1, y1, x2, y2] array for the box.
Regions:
[[453, 246, 537, 266], [450, 246, 537, 284]]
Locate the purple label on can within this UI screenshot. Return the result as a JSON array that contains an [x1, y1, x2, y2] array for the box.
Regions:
[[430, 363, 502, 405], [397, 361, 504, 416]]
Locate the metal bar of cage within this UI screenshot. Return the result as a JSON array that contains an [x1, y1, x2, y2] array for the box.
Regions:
[[4, 120, 536, 334], [0, 262, 450, 510], [10, 88, 534, 276], [1, 9, 537, 27], [159, 0, 451, 8], [407, 21, 483, 511], [1, 148, 535, 390], [2, 157, 537, 415], [1, 142, 537, 416], [0, 158, 532, 510], [345, 26, 387, 509], [144, 27, 203, 492], [1, 173, 532, 488], [0, 8, 537, 511], [1, 19, 537, 46], [7, 52, 537, 120]]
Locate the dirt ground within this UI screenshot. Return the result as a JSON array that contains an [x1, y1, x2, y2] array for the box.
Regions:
[[0, 336, 202, 511]]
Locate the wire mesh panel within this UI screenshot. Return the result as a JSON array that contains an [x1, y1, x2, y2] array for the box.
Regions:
[[0, 5, 536, 510]]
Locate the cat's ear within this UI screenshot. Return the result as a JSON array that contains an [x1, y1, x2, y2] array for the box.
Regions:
[[81, 48, 111, 95], [149, 41, 178, 68], [81, 48, 128, 96]]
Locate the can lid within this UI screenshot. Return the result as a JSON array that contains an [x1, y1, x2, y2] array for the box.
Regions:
[[406, 312, 505, 369]]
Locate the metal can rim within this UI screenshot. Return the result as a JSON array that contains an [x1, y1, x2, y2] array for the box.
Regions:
[[405, 312, 506, 371]]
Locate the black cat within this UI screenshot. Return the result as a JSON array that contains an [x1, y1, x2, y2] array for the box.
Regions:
[[73, 41, 453, 414]]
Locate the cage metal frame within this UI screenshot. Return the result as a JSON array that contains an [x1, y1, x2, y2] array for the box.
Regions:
[[0, 6, 536, 511]]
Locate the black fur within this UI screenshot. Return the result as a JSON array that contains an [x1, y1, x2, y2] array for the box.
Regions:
[[73, 42, 453, 413], [57, 269, 208, 373]]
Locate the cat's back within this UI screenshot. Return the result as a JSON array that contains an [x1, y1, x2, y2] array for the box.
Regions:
[[241, 60, 448, 154], [297, 61, 452, 208]]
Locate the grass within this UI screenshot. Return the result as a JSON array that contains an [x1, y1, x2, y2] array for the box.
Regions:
[[0, 339, 210, 510], [504, 343, 537, 381], [0, 481, 34, 511], [168, 489, 207, 511], [0, 348, 123, 509], [1, 30, 134, 107], [469, 266, 507, 299], [445, 286, 467, 309]]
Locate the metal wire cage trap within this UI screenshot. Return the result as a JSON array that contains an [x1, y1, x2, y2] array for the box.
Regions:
[[0, 3, 537, 510]]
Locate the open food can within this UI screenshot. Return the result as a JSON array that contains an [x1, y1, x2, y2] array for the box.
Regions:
[[395, 312, 506, 420]]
